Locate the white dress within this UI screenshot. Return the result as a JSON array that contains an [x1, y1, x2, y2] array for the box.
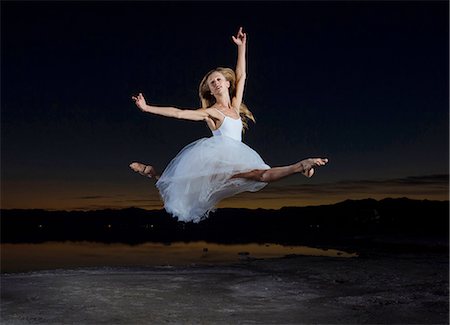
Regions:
[[155, 110, 271, 223]]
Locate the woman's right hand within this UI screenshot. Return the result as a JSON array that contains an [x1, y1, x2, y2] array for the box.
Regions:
[[132, 93, 147, 112]]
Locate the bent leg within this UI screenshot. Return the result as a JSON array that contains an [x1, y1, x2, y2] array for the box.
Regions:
[[231, 158, 328, 183]]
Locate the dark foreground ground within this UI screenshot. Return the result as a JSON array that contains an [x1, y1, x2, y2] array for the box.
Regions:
[[1, 248, 448, 325]]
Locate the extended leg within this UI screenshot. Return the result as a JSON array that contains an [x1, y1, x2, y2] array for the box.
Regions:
[[231, 158, 328, 183], [129, 162, 160, 180]]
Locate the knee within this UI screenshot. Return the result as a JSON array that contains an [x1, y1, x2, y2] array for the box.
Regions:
[[255, 170, 269, 182]]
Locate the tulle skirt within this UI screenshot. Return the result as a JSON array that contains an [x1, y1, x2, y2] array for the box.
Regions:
[[155, 136, 271, 223]]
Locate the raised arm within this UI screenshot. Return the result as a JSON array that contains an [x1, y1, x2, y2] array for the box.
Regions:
[[132, 93, 209, 121], [231, 27, 247, 113]]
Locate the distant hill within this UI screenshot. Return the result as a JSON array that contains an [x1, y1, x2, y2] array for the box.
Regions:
[[1, 198, 448, 247]]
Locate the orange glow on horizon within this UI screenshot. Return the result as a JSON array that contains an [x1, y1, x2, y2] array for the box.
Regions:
[[1, 176, 448, 211]]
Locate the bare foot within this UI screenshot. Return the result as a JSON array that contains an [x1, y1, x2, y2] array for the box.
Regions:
[[129, 162, 158, 179], [299, 158, 329, 178]]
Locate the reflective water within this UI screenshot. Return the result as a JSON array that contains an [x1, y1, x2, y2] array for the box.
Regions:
[[1, 241, 358, 273]]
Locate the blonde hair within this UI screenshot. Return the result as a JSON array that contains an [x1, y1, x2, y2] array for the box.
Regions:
[[198, 67, 255, 132]]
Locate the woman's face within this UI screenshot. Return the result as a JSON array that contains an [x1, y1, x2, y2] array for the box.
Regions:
[[207, 71, 230, 96]]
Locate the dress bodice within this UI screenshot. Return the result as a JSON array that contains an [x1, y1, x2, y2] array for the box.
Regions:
[[211, 110, 243, 142]]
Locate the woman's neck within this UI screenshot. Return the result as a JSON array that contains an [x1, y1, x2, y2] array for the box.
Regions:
[[214, 93, 231, 109], [215, 102, 231, 109]]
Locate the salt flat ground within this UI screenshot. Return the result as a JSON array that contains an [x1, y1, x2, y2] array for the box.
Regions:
[[1, 251, 448, 324]]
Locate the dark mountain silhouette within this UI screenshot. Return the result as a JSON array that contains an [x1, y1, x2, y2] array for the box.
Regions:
[[1, 198, 448, 251]]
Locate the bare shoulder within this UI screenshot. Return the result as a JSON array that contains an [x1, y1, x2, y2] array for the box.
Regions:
[[203, 107, 223, 120], [199, 108, 222, 130]]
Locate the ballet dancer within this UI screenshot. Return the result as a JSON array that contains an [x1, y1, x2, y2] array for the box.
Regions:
[[130, 27, 328, 222]]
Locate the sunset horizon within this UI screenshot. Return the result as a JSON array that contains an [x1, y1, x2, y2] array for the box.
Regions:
[[2, 173, 448, 211]]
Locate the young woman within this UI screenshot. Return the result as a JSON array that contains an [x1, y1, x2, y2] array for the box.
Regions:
[[131, 27, 328, 223]]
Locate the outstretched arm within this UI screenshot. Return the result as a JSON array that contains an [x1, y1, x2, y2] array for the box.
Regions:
[[231, 27, 247, 114], [132, 93, 209, 121]]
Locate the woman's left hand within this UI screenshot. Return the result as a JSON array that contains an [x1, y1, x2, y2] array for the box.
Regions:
[[232, 27, 246, 46], [132, 92, 148, 112]]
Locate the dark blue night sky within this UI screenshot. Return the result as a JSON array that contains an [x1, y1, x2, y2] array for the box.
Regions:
[[2, 1, 449, 210]]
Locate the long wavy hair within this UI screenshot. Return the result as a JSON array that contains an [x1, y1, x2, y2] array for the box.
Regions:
[[198, 67, 255, 132]]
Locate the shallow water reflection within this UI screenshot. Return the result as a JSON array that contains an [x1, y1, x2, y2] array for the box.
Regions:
[[1, 241, 358, 273]]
